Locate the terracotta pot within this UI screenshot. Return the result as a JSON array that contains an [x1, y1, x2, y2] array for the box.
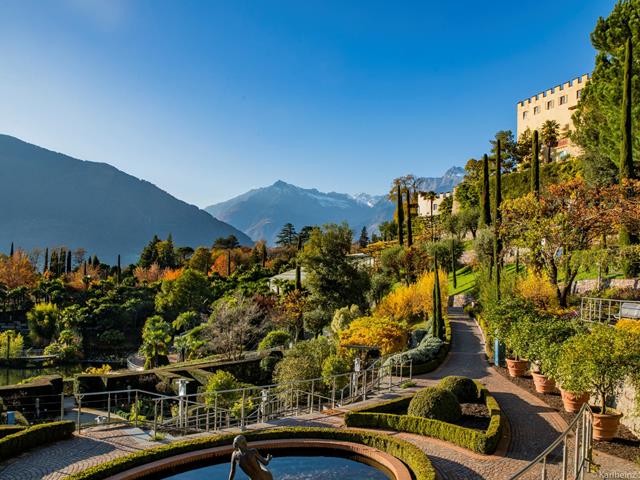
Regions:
[[559, 388, 589, 413], [531, 372, 556, 394], [506, 358, 528, 377], [591, 409, 622, 441]]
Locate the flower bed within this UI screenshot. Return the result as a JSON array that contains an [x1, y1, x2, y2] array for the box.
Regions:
[[67, 427, 436, 480], [344, 380, 502, 454]]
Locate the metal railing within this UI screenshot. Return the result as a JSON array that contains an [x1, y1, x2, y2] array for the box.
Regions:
[[73, 356, 412, 436], [509, 403, 593, 480], [579, 297, 640, 324]]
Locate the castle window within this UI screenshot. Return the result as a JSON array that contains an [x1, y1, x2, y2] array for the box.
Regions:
[[522, 111, 528, 119], [534, 106, 540, 114], [577, 89, 582, 99], [559, 95, 568, 105], [546, 100, 554, 110]]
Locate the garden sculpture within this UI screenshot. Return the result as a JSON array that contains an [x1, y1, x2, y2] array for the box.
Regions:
[[228, 435, 273, 480]]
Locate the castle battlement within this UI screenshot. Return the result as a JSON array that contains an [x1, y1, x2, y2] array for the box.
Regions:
[[517, 74, 589, 108]]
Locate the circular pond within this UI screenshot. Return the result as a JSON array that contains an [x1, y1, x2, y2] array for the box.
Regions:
[[162, 453, 391, 479]]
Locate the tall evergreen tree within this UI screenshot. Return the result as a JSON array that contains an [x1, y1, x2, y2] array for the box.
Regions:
[[276, 223, 298, 247], [451, 238, 457, 289], [405, 189, 413, 247], [358, 227, 369, 248], [43, 247, 49, 273], [531, 130, 540, 196], [481, 154, 492, 226], [396, 185, 404, 246], [260, 242, 268, 268], [66, 250, 72, 273], [9, 242, 13, 257], [432, 257, 443, 340], [493, 140, 503, 300], [620, 35, 634, 181], [117, 254, 122, 284]]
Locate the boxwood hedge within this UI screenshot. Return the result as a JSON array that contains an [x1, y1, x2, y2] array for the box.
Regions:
[[345, 380, 502, 455], [0, 421, 75, 460], [68, 427, 436, 480]]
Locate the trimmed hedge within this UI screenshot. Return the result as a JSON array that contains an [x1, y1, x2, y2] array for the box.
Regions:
[[407, 387, 462, 423], [68, 427, 436, 480], [438, 376, 479, 403], [0, 421, 75, 460], [345, 380, 503, 455], [0, 425, 25, 439], [404, 314, 453, 376]]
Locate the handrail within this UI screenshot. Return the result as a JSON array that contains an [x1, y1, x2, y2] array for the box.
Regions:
[[508, 403, 593, 480]]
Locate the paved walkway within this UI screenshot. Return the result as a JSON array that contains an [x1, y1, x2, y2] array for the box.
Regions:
[[0, 308, 637, 479]]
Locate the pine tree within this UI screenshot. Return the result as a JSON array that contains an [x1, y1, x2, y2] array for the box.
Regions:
[[405, 189, 413, 247], [276, 223, 297, 247], [493, 140, 503, 300], [396, 185, 404, 246], [358, 227, 369, 248], [43, 248, 49, 273], [531, 130, 540, 196], [481, 154, 492, 226]]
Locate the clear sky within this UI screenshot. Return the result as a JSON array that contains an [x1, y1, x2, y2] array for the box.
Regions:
[[0, 0, 615, 206]]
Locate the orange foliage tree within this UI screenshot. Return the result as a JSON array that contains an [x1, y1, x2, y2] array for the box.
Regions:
[[339, 316, 407, 355], [0, 251, 37, 289]]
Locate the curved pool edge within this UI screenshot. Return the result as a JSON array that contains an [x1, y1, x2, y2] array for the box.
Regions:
[[103, 438, 413, 480]]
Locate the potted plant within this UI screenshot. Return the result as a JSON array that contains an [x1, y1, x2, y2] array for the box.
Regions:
[[529, 316, 578, 394], [556, 325, 633, 440], [503, 316, 530, 377]]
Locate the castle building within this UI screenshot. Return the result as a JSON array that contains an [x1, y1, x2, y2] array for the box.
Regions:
[[516, 74, 589, 160], [417, 191, 458, 217]]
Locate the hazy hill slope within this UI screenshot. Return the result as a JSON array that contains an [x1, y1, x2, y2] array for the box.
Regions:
[[0, 134, 251, 263]]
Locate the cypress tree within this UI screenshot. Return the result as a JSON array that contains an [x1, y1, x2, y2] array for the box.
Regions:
[[44, 248, 49, 273], [481, 154, 491, 226], [451, 238, 457, 289], [260, 242, 267, 268], [117, 254, 122, 284], [66, 250, 72, 273], [620, 36, 634, 181], [432, 257, 443, 340], [396, 185, 404, 246], [531, 130, 540, 196], [83, 261, 87, 276], [493, 140, 503, 300], [226, 249, 231, 277], [295, 265, 302, 290], [620, 35, 637, 248], [406, 189, 413, 247], [9, 242, 13, 257]]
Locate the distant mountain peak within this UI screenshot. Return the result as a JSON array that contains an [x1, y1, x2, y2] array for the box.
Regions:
[[206, 166, 464, 245]]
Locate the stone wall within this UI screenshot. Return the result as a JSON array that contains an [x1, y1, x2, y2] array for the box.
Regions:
[[612, 380, 639, 436], [570, 278, 640, 295]]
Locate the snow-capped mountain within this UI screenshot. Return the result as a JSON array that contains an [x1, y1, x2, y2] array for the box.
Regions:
[[205, 167, 464, 245]]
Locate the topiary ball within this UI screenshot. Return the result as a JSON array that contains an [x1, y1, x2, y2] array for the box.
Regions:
[[438, 376, 479, 403], [407, 386, 462, 423]]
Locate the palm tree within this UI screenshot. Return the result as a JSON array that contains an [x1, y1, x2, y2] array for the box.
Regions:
[[140, 315, 173, 369], [540, 120, 560, 163]]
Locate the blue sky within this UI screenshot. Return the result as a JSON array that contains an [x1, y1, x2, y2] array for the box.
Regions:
[[0, 0, 614, 206]]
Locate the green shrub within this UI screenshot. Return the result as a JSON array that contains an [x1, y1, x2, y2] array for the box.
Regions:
[[68, 427, 436, 480], [0, 421, 75, 460], [258, 330, 291, 350], [407, 387, 461, 423], [345, 382, 502, 455], [0, 426, 25, 440], [438, 376, 479, 403]]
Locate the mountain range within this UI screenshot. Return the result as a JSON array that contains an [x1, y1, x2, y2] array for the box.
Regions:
[[0, 134, 251, 264], [206, 167, 465, 245]]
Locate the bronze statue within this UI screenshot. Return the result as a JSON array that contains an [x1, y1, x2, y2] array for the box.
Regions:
[[228, 435, 273, 480]]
